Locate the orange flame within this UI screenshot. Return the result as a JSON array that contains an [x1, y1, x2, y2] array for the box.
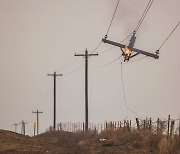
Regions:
[[125, 45, 132, 56], [124, 45, 132, 61]]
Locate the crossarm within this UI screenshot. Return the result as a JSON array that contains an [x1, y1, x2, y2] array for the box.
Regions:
[[102, 38, 125, 49], [132, 47, 159, 59], [102, 38, 159, 59]]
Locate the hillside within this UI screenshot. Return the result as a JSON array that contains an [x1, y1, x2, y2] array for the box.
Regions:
[[0, 129, 179, 153]]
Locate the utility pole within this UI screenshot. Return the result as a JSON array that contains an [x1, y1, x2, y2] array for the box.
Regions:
[[19, 120, 28, 135], [32, 110, 43, 135], [12, 123, 19, 133], [75, 49, 98, 131], [47, 72, 62, 130]]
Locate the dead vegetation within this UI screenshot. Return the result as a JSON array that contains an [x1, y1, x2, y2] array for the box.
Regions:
[[0, 127, 179, 154]]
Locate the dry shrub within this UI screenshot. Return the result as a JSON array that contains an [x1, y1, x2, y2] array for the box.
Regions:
[[169, 136, 180, 154]]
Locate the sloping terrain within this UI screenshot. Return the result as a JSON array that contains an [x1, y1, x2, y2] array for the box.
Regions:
[[0, 129, 179, 153]]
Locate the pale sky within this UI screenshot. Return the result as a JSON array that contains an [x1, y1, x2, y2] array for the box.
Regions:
[[0, 0, 180, 136]]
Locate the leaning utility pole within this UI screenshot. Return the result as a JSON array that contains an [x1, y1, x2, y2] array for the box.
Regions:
[[12, 123, 19, 133], [75, 49, 98, 131], [32, 110, 43, 135], [47, 72, 62, 130]]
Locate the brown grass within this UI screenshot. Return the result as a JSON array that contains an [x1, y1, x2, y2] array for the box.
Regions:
[[0, 128, 179, 153]]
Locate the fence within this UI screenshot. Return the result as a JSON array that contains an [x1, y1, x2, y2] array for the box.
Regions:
[[47, 115, 180, 141]]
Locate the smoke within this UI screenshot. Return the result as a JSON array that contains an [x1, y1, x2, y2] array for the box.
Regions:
[[106, 0, 148, 36]]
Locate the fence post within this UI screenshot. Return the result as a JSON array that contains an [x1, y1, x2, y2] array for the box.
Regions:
[[60, 122, 62, 131], [170, 120, 175, 143], [167, 115, 170, 140], [157, 118, 160, 135], [179, 118, 180, 140], [136, 118, 140, 130], [144, 120, 146, 129], [149, 118, 152, 132], [105, 121, 108, 130], [124, 120, 126, 128]]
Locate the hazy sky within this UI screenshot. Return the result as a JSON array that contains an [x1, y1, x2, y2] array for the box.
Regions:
[[0, 0, 180, 136]]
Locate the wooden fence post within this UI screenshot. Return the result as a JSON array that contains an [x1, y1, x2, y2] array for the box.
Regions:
[[124, 120, 126, 128], [136, 118, 140, 130], [144, 120, 146, 129], [157, 118, 160, 135], [170, 120, 175, 143], [179, 118, 180, 140], [149, 118, 152, 132], [167, 115, 170, 140]]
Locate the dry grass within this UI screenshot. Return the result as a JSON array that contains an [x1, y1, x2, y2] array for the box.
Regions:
[[0, 128, 179, 153]]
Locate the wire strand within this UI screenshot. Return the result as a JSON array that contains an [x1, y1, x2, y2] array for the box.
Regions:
[[63, 62, 84, 76], [99, 32, 133, 54], [96, 55, 122, 68], [90, 41, 102, 54], [158, 21, 180, 51], [120, 62, 138, 117], [135, 0, 154, 32], [106, 0, 121, 36]]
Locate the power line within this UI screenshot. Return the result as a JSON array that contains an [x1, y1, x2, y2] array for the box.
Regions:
[[135, 0, 154, 32], [96, 55, 122, 68], [91, 41, 102, 54], [63, 62, 84, 76], [158, 21, 180, 51], [123, 56, 148, 64], [120, 62, 138, 117], [105, 0, 121, 37]]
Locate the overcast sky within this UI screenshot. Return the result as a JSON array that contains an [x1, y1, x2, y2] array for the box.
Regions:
[[0, 0, 180, 136]]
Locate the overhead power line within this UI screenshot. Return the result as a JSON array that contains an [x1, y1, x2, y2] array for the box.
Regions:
[[105, 0, 121, 37], [158, 21, 180, 51], [135, 0, 154, 32], [96, 55, 122, 68]]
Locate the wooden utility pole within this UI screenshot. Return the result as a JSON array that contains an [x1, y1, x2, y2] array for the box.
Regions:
[[32, 110, 43, 135], [48, 72, 62, 130], [75, 49, 98, 131], [19, 120, 28, 135], [12, 123, 19, 133]]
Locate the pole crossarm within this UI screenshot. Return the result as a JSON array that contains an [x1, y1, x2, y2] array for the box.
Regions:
[[47, 74, 62, 76], [102, 38, 159, 59]]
